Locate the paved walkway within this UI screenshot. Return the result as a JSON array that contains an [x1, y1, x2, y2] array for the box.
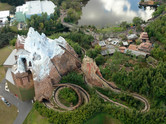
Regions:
[[0, 79, 32, 124]]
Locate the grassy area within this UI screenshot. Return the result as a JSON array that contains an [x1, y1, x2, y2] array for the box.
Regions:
[[0, 2, 13, 11], [0, 100, 18, 124], [0, 46, 14, 65], [84, 113, 121, 124], [23, 107, 50, 124], [0, 66, 6, 83], [0, 46, 14, 82]]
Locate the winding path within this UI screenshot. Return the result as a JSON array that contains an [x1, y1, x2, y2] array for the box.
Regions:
[[60, 9, 78, 30], [96, 74, 150, 112]]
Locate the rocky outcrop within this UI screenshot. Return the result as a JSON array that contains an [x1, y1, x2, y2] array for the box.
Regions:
[[51, 43, 81, 76], [34, 64, 61, 101], [81, 56, 103, 87]]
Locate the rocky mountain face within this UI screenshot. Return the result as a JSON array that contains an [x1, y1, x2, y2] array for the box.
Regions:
[[81, 56, 104, 87], [14, 27, 81, 101]]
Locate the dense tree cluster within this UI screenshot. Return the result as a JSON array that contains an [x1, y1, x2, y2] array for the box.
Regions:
[[55, 0, 89, 6], [86, 45, 106, 65], [146, 14, 166, 61], [86, 45, 101, 59], [34, 96, 103, 124], [100, 51, 133, 80], [96, 87, 144, 110], [59, 88, 78, 106], [0, 0, 24, 6], [50, 31, 93, 56], [0, 25, 28, 48], [59, 71, 87, 89], [34, 94, 166, 124], [64, 8, 80, 23], [53, 0, 89, 23], [95, 54, 105, 65], [152, 4, 166, 17], [112, 62, 166, 106], [0, 26, 15, 48], [26, 8, 64, 35], [120, 21, 130, 29], [66, 32, 94, 49]]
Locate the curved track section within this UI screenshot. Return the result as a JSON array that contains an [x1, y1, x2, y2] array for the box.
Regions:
[[53, 83, 90, 111], [96, 90, 129, 109], [96, 74, 150, 112]]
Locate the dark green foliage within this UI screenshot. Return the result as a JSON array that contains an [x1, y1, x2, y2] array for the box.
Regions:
[[0, 0, 24, 6], [0, 25, 29, 48], [55, 0, 89, 5], [153, 4, 166, 17], [132, 17, 143, 26], [120, 21, 130, 29], [34, 96, 103, 124], [87, 45, 101, 59], [26, 10, 64, 35], [136, 24, 142, 32], [50, 32, 93, 56], [145, 14, 166, 61], [66, 32, 94, 49], [64, 8, 79, 23], [59, 88, 78, 106], [54, 0, 85, 23], [9, 38, 16, 46], [51, 32, 94, 49], [60, 71, 85, 87], [96, 87, 144, 110], [146, 15, 166, 45], [72, 42, 82, 56], [112, 62, 166, 106], [0, 26, 15, 48], [95, 54, 105, 65], [34, 95, 166, 124], [86, 49, 98, 59], [103, 104, 166, 124], [100, 51, 130, 80], [151, 47, 166, 61]]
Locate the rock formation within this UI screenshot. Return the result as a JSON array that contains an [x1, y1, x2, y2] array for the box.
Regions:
[[12, 27, 80, 101], [81, 56, 104, 87]]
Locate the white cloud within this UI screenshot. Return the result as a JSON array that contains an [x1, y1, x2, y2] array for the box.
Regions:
[[100, 0, 154, 21]]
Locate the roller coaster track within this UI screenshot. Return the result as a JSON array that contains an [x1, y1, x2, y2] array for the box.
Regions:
[[59, 45, 82, 64], [96, 74, 150, 112], [52, 83, 90, 111], [96, 90, 129, 109], [51, 43, 150, 112]]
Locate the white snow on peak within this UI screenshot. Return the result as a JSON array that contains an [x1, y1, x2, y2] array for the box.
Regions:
[[13, 27, 67, 81]]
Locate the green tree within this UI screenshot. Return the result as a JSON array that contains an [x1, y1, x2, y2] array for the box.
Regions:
[[132, 17, 143, 26], [95, 54, 105, 65], [59, 88, 78, 105]]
